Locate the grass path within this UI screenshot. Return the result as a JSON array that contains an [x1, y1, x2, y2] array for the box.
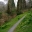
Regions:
[[14, 12, 32, 32], [0, 12, 27, 32], [8, 14, 27, 32]]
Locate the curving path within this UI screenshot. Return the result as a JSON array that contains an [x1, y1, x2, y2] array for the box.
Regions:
[[8, 15, 27, 32]]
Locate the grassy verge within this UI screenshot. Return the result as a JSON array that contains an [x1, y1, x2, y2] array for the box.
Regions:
[[0, 12, 27, 32], [14, 12, 32, 32]]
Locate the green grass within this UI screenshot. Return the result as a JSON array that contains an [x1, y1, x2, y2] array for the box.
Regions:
[[14, 12, 32, 32], [0, 12, 27, 32]]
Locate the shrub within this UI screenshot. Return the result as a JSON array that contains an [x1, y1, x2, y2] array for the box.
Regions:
[[0, 12, 2, 19], [0, 13, 9, 26]]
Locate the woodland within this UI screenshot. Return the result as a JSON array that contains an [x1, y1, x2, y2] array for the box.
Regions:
[[0, 0, 32, 32]]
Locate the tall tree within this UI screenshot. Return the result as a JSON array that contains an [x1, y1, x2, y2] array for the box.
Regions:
[[17, 0, 26, 15], [28, 0, 31, 11], [7, 0, 15, 14]]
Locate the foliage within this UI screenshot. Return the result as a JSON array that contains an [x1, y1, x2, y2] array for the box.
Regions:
[[10, 9, 16, 16], [14, 11, 32, 32], [0, 12, 2, 19], [0, 13, 9, 26], [0, 13, 26, 32]]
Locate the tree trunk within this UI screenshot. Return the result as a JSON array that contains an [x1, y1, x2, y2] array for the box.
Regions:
[[7, 0, 15, 14], [17, 0, 26, 15]]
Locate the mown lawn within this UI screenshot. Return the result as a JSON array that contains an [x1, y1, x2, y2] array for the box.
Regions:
[[0, 12, 27, 32], [14, 11, 32, 32]]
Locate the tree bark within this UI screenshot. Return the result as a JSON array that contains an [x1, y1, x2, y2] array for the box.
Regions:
[[17, 0, 26, 15], [7, 0, 15, 14]]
